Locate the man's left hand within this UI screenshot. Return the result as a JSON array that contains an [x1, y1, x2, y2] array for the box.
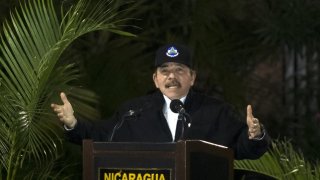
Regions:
[[246, 105, 262, 139]]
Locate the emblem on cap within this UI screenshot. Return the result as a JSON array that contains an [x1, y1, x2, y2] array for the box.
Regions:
[[166, 46, 179, 58]]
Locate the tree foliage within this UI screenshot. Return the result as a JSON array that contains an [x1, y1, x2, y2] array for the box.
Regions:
[[0, 0, 134, 179]]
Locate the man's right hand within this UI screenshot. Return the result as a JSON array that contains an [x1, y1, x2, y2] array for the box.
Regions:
[[51, 92, 77, 129]]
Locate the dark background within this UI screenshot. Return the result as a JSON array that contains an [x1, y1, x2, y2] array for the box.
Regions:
[[1, 0, 320, 178]]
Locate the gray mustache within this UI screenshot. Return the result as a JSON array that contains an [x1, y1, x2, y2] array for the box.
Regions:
[[165, 80, 181, 88]]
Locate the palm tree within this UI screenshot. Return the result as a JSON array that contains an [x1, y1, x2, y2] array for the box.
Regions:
[[0, 0, 134, 179]]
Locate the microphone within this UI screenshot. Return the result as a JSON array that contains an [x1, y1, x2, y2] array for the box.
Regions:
[[170, 99, 186, 114], [170, 99, 192, 129], [108, 109, 140, 142]]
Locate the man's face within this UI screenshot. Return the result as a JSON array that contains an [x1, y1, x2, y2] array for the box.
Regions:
[[153, 62, 196, 100]]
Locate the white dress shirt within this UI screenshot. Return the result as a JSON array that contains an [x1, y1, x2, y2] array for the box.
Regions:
[[163, 95, 186, 140]]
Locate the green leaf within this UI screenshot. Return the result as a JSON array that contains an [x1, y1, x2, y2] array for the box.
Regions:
[[0, 0, 133, 178], [235, 139, 320, 180]]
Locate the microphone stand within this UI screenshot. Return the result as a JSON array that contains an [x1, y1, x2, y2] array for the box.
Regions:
[[177, 112, 192, 141], [108, 116, 125, 142], [108, 110, 135, 142], [177, 113, 185, 140]]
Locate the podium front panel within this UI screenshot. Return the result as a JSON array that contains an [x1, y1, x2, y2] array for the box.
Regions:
[[85, 141, 177, 180]]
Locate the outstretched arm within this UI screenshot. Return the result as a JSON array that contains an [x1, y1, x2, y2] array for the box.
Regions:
[[51, 92, 77, 129]]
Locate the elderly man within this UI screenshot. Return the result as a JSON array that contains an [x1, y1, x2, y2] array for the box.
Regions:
[[51, 43, 270, 160]]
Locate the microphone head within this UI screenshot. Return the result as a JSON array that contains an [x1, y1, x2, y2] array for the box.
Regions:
[[170, 99, 184, 113]]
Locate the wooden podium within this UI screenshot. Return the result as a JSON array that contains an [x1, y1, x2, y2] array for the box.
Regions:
[[83, 140, 234, 180]]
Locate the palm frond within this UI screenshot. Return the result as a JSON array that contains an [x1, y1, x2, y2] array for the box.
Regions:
[[235, 139, 320, 180], [0, 0, 134, 178]]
